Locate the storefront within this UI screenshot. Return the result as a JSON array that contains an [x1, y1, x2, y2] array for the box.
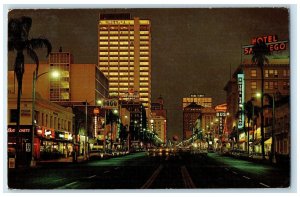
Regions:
[[35, 126, 74, 160], [7, 125, 33, 166]]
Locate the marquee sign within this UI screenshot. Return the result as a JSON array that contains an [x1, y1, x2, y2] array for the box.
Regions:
[[242, 35, 288, 55], [237, 74, 245, 129]]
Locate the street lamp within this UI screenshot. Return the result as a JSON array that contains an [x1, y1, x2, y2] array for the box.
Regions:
[[31, 69, 60, 167]]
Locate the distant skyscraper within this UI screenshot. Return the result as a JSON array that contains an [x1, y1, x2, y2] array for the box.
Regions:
[[98, 13, 151, 109]]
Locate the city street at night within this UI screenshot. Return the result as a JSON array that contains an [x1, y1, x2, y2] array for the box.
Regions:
[[4, 4, 296, 195], [8, 151, 290, 190]]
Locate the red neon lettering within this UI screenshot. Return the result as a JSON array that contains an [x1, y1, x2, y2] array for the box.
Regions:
[[279, 43, 286, 50]]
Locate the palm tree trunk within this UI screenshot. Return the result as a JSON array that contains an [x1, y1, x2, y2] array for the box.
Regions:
[[247, 119, 250, 155], [16, 79, 22, 167], [260, 66, 265, 159]]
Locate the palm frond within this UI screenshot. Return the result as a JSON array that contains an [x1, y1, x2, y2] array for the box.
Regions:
[[27, 38, 52, 57], [20, 16, 32, 40], [26, 47, 39, 77]]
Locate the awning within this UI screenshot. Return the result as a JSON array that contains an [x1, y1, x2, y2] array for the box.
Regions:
[[264, 137, 272, 145]]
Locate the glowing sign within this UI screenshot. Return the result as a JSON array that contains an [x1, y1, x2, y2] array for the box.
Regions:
[[100, 20, 134, 25], [102, 99, 118, 109], [243, 35, 288, 55], [237, 74, 245, 129]]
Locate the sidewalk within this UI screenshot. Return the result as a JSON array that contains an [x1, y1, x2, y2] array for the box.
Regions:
[[37, 155, 86, 166]]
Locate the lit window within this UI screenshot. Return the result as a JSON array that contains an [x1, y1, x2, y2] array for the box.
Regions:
[[140, 57, 149, 60], [100, 52, 109, 55], [140, 62, 149, 66], [140, 41, 149, 45], [100, 36, 109, 40], [265, 70, 269, 78], [251, 81, 257, 89], [140, 31, 149, 35], [140, 51, 149, 55], [250, 69, 257, 77], [100, 42, 108, 45], [109, 36, 119, 40], [100, 31, 108, 35], [120, 41, 129, 45], [109, 52, 119, 56], [140, 36, 149, 40], [264, 82, 269, 90], [110, 47, 119, 50]]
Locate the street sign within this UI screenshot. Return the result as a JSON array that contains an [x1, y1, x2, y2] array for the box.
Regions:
[[102, 99, 118, 109]]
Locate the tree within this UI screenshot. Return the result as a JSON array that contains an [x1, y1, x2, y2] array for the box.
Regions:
[[8, 16, 52, 166], [251, 40, 270, 159], [106, 110, 119, 150]]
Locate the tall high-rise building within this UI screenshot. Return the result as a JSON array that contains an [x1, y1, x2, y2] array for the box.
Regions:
[[98, 13, 151, 109]]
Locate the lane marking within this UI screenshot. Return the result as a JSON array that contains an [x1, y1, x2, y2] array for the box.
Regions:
[[181, 166, 196, 188], [225, 168, 229, 171], [87, 175, 96, 179], [114, 167, 120, 170], [104, 170, 110, 173], [232, 171, 238, 175], [140, 165, 163, 189], [259, 182, 270, 188], [53, 178, 68, 182], [243, 175, 251, 180], [56, 181, 78, 189]]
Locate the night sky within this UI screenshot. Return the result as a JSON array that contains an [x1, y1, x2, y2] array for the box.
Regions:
[[7, 7, 290, 140]]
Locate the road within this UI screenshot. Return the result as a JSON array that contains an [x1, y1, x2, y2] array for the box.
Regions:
[[7, 151, 290, 190]]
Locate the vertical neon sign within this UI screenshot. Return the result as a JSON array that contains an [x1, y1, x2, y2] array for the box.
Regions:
[[237, 74, 245, 129]]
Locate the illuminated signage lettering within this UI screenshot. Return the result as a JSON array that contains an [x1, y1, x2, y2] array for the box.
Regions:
[[242, 35, 288, 55], [102, 99, 118, 109], [237, 74, 245, 129], [100, 20, 134, 25], [7, 128, 31, 133]]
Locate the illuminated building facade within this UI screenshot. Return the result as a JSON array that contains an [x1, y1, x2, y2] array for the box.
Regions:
[[49, 51, 109, 105], [8, 66, 74, 163], [151, 96, 167, 143], [98, 13, 151, 109], [182, 94, 212, 109], [224, 58, 290, 153], [183, 102, 203, 140]]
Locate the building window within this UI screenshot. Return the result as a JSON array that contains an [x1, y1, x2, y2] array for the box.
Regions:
[[251, 81, 257, 89], [269, 81, 274, 90], [264, 82, 269, 90], [274, 81, 278, 89], [283, 81, 290, 90], [250, 69, 257, 77], [265, 70, 269, 78], [283, 70, 290, 77], [10, 109, 18, 123]]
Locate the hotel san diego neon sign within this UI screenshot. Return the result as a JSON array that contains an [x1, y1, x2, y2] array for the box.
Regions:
[[243, 35, 288, 55]]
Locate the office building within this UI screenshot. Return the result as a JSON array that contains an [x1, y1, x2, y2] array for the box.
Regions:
[[98, 13, 151, 109]]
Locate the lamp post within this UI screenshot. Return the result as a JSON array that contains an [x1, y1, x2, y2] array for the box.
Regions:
[[256, 92, 276, 163], [31, 69, 59, 167]]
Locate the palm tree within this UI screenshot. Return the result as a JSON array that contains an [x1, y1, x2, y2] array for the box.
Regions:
[[8, 16, 52, 165], [106, 110, 119, 150], [244, 100, 253, 155], [251, 40, 270, 159]]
